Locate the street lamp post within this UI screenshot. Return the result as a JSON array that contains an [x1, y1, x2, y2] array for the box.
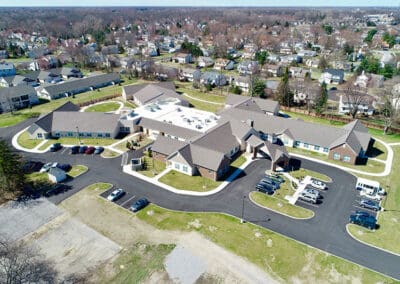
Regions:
[[241, 195, 246, 223], [76, 126, 82, 145]]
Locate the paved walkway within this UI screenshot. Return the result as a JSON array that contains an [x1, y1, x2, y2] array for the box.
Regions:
[[122, 155, 253, 196], [182, 93, 225, 105], [284, 175, 312, 205]]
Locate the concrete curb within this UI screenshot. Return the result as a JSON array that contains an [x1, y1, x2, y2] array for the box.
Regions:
[[248, 192, 315, 220], [345, 224, 400, 257], [122, 156, 253, 197]]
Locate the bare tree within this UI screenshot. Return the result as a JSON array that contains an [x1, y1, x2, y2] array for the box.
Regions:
[[0, 237, 58, 284], [382, 88, 400, 134], [344, 78, 367, 119]]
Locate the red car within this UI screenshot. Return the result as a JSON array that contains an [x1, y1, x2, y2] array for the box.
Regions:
[[85, 146, 95, 154]]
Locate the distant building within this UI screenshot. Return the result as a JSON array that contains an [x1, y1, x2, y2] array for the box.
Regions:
[[0, 62, 16, 77], [0, 85, 39, 113], [319, 69, 344, 85]]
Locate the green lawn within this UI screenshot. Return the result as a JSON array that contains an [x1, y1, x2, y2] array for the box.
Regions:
[[114, 137, 153, 152], [0, 112, 39, 128], [347, 146, 400, 254], [137, 155, 167, 177], [84, 102, 121, 112], [159, 170, 222, 192], [366, 139, 388, 161], [182, 95, 224, 113], [17, 130, 43, 149], [250, 191, 314, 219], [39, 137, 119, 150], [231, 154, 247, 168], [26, 172, 49, 185], [290, 168, 332, 183], [67, 165, 88, 178], [137, 205, 393, 283], [97, 243, 174, 284], [175, 82, 227, 104], [101, 149, 120, 158], [287, 147, 385, 174]]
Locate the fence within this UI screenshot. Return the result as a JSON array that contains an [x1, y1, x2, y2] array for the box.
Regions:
[[280, 106, 400, 134], [75, 93, 121, 108]]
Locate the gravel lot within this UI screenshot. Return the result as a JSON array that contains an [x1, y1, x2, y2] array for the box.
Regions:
[[0, 198, 62, 241]]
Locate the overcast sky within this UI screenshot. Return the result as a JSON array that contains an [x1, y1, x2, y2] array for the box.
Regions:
[[0, 0, 398, 7]]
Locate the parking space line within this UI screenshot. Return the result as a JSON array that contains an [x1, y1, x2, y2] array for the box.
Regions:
[[120, 195, 136, 207], [60, 148, 68, 155], [352, 205, 377, 213], [296, 200, 320, 208]]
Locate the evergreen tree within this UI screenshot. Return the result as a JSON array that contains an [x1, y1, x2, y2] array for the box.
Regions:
[[251, 77, 266, 97], [315, 82, 328, 115], [276, 68, 293, 107], [0, 139, 26, 199]]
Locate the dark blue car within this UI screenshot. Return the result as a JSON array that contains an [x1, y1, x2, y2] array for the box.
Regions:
[[360, 199, 381, 211], [130, 198, 149, 212]]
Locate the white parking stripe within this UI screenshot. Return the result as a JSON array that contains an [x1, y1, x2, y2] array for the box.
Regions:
[[61, 148, 68, 155], [120, 195, 136, 207]]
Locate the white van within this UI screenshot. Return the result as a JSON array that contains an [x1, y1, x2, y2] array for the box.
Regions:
[[356, 177, 385, 195]]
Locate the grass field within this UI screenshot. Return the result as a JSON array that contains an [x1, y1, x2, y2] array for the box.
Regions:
[[137, 155, 166, 178], [175, 82, 227, 104], [0, 112, 39, 128], [17, 130, 43, 149], [250, 191, 314, 219], [182, 95, 224, 113], [67, 165, 88, 178], [101, 149, 120, 158], [290, 168, 332, 183], [347, 146, 400, 254], [137, 205, 393, 283], [38, 137, 119, 151], [84, 102, 121, 112], [159, 170, 222, 192]]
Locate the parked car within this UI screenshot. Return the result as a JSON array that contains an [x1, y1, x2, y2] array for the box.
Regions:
[[302, 188, 321, 198], [79, 145, 88, 154], [359, 199, 381, 211], [70, 145, 80, 154], [360, 189, 383, 201], [299, 193, 318, 204], [349, 213, 376, 230], [49, 143, 62, 152], [310, 179, 327, 190], [94, 146, 104, 154], [255, 183, 275, 195], [107, 188, 125, 201], [57, 163, 71, 172], [353, 211, 373, 218], [265, 174, 285, 184], [39, 162, 58, 173], [85, 146, 95, 154], [130, 198, 149, 212], [259, 177, 280, 190]]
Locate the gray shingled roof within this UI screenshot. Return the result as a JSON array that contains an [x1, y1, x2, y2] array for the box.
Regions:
[[122, 82, 183, 106], [0, 85, 36, 99], [225, 93, 250, 106], [151, 135, 188, 156], [220, 107, 371, 153], [52, 112, 120, 133], [42, 73, 120, 97], [138, 117, 201, 140]]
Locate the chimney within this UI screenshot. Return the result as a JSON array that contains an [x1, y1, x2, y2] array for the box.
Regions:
[[246, 119, 254, 127]]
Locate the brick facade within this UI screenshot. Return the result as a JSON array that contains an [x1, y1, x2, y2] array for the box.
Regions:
[[328, 143, 357, 164]]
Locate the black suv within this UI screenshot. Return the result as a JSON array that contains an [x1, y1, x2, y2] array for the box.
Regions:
[[70, 145, 80, 154], [255, 183, 275, 195], [49, 143, 62, 152]]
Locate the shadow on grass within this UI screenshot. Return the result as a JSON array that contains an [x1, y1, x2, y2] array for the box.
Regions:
[[365, 139, 385, 159]]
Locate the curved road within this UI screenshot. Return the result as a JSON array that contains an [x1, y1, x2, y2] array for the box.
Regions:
[[1, 122, 399, 280]]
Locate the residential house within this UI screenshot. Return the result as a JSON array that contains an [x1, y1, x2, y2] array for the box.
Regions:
[[178, 68, 201, 82], [101, 45, 119, 55], [242, 43, 258, 60], [263, 64, 283, 77], [0, 50, 8, 59], [173, 53, 192, 64], [305, 58, 320, 68], [0, 74, 38, 87], [0, 85, 39, 113], [224, 93, 280, 116], [289, 67, 309, 79], [0, 62, 16, 77], [213, 59, 234, 71], [319, 69, 345, 85], [200, 72, 226, 87], [333, 61, 352, 72], [355, 71, 384, 89], [48, 167, 66, 183], [197, 56, 214, 68], [297, 50, 317, 57], [232, 76, 251, 92], [237, 61, 258, 75], [37, 73, 120, 100], [122, 82, 189, 107], [338, 95, 375, 116]]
